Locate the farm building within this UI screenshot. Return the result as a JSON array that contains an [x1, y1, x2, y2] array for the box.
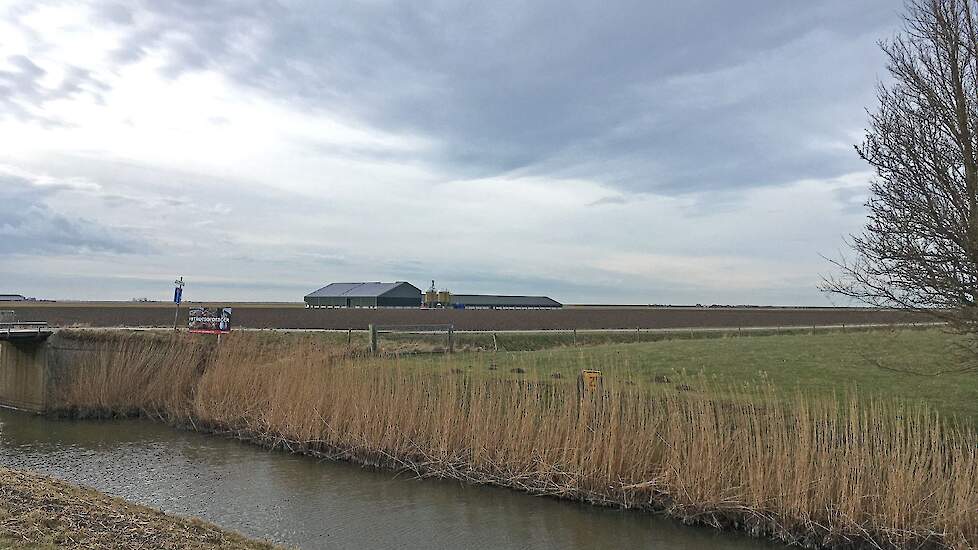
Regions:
[[450, 294, 562, 309], [0, 294, 26, 302], [304, 282, 422, 308]]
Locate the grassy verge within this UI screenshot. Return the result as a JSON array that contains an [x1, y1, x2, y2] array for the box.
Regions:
[[395, 328, 978, 420], [221, 327, 973, 420], [0, 467, 280, 550], [241, 322, 939, 353], [48, 329, 978, 549]]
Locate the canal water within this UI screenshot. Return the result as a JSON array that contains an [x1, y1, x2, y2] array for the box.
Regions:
[[0, 409, 783, 549]]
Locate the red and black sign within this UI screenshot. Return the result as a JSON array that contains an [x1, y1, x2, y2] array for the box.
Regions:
[[188, 307, 232, 334]]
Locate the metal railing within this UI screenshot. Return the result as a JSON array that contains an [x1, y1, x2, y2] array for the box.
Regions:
[[0, 321, 51, 339], [371, 324, 454, 334], [368, 323, 454, 354]]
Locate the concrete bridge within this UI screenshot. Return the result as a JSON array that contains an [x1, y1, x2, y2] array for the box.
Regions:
[[0, 322, 55, 412]]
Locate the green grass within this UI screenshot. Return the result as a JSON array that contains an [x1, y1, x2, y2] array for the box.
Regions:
[[389, 329, 977, 421], [80, 326, 973, 421], [382, 325, 909, 351]]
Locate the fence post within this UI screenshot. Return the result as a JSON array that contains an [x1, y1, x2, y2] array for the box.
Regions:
[[573, 328, 577, 346], [368, 324, 377, 354], [347, 328, 352, 345], [447, 325, 454, 354]]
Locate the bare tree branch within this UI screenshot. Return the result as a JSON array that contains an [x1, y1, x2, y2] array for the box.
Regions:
[[822, 0, 978, 366]]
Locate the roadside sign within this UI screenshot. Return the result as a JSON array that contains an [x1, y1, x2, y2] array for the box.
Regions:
[[173, 287, 183, 304], [188, 306, 233, 334], [578, 369, 602, 399]]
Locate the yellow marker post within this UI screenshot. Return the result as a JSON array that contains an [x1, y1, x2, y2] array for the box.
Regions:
[[577, 369, 603, 426], [581, 370, 601, 390], [577, 369, 602, 400]]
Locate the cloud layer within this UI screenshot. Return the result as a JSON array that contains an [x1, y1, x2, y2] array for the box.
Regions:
[[0, 1, 898, 303]]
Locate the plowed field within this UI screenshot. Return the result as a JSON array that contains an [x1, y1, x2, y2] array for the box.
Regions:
[[4, 303, 927, 331]]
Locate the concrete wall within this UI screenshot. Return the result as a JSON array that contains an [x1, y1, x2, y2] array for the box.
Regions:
[[0, 339, 48, 412]]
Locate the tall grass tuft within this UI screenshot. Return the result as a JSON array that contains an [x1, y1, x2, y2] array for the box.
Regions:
[[51, 331, 978, 549], [53, 331, 210, 420]]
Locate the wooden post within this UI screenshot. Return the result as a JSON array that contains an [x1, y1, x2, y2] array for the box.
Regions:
[[492, 332, 498, 352], [447, 325, 454, 354], [368, 324, 377, 354], [573, 328, 577, 346], [347, 329, 352, 345]]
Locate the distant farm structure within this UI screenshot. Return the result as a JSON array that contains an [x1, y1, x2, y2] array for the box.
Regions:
[[447, 294, 562, 309], [304, 282, 423, 308], [303, 281, 563, 309], [0, 295, 27, 302]]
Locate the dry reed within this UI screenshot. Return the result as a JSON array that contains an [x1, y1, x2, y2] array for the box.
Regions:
[[50, 331, 978, 550]]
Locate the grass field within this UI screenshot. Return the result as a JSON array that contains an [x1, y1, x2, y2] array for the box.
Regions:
[[375, 328, 978, 421], [56, 326, 974, 420]]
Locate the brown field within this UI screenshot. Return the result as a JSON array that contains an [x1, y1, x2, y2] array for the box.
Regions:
[[4, 303, 927, 330]]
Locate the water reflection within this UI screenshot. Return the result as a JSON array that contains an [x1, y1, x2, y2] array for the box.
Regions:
[[0, 409, 782, 550]]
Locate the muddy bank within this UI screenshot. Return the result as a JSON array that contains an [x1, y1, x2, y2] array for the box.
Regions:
[[0, 466, 280, 550]]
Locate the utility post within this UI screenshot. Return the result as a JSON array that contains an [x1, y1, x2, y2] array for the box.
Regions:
[[172, 276, 185, 331]]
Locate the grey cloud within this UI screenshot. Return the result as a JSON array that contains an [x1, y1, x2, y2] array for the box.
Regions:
[[103, 1, 900, 196], [92, 2, 135, 25], [588, 196, 629, 207], [12, 1, 900, 196], [0, 53, 110, 124], [832, 185, 870, 216], [0, 174, 150, 255]]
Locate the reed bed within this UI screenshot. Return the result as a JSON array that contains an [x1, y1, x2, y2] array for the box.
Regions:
[[51, 331, 978, 549]]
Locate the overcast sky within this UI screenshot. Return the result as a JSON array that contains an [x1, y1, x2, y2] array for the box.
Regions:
[[0, 1, 902, 304]]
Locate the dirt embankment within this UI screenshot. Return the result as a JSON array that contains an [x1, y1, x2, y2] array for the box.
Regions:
[[6, 304, 928, 330], [0, 467, 280, 550]]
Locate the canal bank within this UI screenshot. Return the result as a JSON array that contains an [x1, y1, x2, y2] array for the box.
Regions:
[[0, 408, 781, 550], [0, 466, 279, 549], [1, 330, 974, 549]]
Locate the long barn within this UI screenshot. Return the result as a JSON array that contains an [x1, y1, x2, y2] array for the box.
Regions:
[[304, 282, 422, 308], [450, 294, 561, 309]]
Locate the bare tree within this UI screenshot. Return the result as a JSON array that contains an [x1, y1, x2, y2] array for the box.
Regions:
[[823, 0, 978, 362]]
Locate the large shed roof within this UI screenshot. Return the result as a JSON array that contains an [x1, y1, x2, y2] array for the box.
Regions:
[[305, 282, 415, 298]]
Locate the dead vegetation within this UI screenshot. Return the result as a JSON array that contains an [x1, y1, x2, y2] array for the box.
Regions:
[[0, 467, 280, 550], [50, 331, 978, 550]]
